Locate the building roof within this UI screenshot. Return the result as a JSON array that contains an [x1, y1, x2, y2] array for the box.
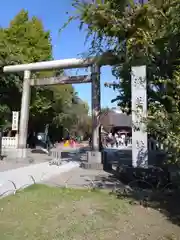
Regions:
[[100, 110, 132, 131]]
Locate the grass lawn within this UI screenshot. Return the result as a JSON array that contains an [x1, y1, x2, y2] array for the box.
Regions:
[[0, 184, 179, 240]]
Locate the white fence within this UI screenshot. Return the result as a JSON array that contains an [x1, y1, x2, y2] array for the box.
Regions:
[[2, 136, 18, 149]]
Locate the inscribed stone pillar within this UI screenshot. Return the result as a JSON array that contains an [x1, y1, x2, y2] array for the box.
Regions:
[[131, 66, 148, 167]]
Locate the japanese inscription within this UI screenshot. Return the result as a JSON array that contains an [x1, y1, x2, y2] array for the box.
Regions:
[[132, 75, 146, 88], [135, 96, 143, 109], [136, 140, 145, 149], [134, 96, 144, 130], [131, 66, 148, 168]]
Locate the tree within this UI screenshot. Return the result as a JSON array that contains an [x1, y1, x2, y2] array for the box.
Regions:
[[0, 9, 52, 129], [0, 10, 91, 142], [70, 99, 91, 138], [66, 0, 180, 162]]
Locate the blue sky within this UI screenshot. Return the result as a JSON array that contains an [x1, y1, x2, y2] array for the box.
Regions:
[[0, 0, 118, 108]]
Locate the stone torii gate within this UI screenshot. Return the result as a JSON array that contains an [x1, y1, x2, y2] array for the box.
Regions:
[[3, 55, 148, 168], [3, 53, 117, 165]]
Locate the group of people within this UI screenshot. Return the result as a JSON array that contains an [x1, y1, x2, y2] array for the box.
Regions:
[[104, 132, 131, 148], [53, 135, 83, 148]]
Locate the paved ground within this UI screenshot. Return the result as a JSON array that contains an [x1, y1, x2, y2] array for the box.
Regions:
[[0, 150, 52, 172], [43, 166, 124, 190], [0, 145, 126, 197], [0, 161, 79, 197], [0, 146, 90, 197], [0, 161, 32, 172]]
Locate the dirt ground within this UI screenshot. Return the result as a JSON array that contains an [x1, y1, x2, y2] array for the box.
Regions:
[[0, 184, 179, 240]]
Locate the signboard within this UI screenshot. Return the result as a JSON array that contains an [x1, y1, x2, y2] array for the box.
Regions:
[[12, 111, 19, 131], [131, 66, 148, 167]]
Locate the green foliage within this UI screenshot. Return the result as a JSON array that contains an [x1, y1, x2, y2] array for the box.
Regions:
[[0, 9, 91, 139], [7, 9, 52, 62], [68, 0, 180, 161], [0, 9, 52, 127]]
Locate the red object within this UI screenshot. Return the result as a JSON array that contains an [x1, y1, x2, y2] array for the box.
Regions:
[[69, 139, 75, 147]]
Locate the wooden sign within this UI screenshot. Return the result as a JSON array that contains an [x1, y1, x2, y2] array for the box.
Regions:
[[12, 111, 19, 131]]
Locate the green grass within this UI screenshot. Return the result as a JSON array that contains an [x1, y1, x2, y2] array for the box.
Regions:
[[0, 184, 129, 240]]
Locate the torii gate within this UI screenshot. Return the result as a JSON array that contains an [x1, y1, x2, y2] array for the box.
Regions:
[[3, 53, 117, 162], [3, 54, 148, 168]]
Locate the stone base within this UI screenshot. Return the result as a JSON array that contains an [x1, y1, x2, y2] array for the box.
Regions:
[[87, 151, 102, 163], [16, 148, 28, 159], [80, 151, 103, 170], [80, 162, 103, 170], [2, 148, 28, 160]]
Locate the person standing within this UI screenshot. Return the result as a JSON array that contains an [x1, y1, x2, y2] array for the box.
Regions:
[[114, 132, 118, 148], [121, 133, 125, 146]]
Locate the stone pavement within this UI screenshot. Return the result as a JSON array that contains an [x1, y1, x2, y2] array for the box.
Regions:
[[0, 161, 79, 197], [0, 161, 32, 172], [0, 146, 91, 197], [43, 166, 124, 190], [0, 145, 126, 198], [0, 148, 52, 172]]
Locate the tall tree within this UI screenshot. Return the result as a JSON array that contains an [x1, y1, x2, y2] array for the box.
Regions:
[[1, 11, 63, 128], [0, 9, 91, 141], [66, 0, 180, 161], [0, 9, 52, 128]]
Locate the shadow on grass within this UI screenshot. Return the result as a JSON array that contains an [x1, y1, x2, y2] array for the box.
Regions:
[[80, 173, 125, 190], [32, 147, 180, 227], [115, 184, 180, 227], [87, 169, 180, 227]]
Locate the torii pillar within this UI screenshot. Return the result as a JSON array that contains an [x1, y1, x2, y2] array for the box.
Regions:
[[91, 64, 101, 151], [82, 64, 103, 169]]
